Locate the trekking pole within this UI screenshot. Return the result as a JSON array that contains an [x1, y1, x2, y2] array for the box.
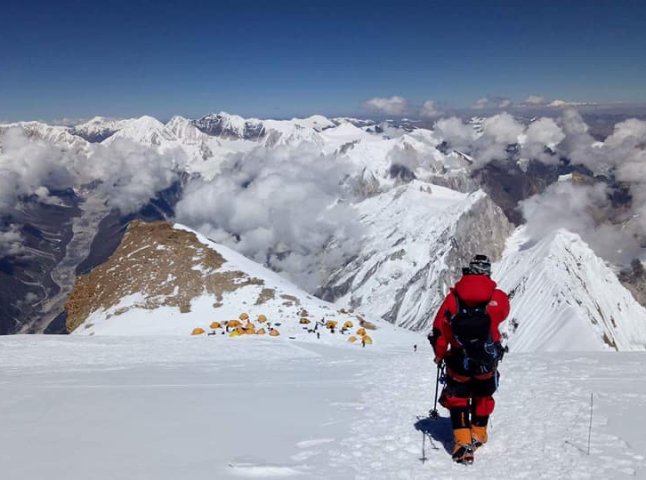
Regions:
[[587, 393, 594, 455], [429, 362, 443, 419]]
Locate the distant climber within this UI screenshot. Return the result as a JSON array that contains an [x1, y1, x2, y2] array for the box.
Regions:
[[414, 344, 417, 352], [427, 254, 510, 464]]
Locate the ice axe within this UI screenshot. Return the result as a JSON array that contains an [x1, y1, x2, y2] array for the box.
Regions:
[[429, 361, 445, 419]]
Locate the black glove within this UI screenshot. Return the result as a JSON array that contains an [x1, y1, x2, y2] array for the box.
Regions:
[[495, 342, 509, 362]]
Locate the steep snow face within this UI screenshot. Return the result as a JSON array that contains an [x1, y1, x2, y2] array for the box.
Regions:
[[320, 181, 513, 332], [495, 228, 646, 352], [166, 116, 214, 145], [67, 221, 410, 346]]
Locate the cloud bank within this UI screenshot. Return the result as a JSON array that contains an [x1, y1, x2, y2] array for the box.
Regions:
[[175, 143, 363, 291], [0, 127, 179, 256]]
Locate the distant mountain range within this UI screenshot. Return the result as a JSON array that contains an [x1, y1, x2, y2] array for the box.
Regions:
[[1, 111, 645, 351]]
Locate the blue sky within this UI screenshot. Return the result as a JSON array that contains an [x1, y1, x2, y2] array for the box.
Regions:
[[1, 0, 645, 121]]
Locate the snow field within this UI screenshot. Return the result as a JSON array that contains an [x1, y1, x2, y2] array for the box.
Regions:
[[1, 336, 645, 479]]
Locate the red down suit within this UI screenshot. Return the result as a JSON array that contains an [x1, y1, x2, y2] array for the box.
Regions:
[[430, 274, 510, 416]]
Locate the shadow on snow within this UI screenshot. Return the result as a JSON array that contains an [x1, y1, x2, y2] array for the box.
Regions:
[[414, 415, 453, 457]]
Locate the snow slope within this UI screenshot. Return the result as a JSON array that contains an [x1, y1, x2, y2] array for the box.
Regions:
[[0, 335, 644, 480], [495, 228, 646, 352]]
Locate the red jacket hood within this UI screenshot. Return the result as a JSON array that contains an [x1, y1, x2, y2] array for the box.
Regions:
[[453, 274, 497, 306]]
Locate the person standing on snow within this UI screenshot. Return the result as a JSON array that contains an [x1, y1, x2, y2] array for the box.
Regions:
[[427, 254, 510, 464]]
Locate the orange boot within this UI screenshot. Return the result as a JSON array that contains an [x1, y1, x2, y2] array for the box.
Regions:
[[451, 428, 474, 464], [471, 425, 488, 449]]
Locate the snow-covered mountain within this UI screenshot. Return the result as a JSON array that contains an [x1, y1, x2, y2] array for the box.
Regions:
[[320, 181, 513, 332], [66, 221, 412, 346], [496, 228, 646, 351], [70, 116, 132, 142], [194, 112, 266, 140], [0, 121, 90, 152]]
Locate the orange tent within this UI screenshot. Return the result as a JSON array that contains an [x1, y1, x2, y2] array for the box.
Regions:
[[326, 320, 338, 329], [343, 320, 354, 329], [356, 328, 367, 337], [257, 314, 267, 323], [362, 335, 373, 345], [245, 324, 256, 334], [269, 329, 280, 337], [256, 328, 266, 335], [239, 313, 250, 321], [228, 319, 242, 329], [299, 318, 311, 324], [191, 328, 205, 336], [348, 336, 357, 343], [210, 321, 222, 330]]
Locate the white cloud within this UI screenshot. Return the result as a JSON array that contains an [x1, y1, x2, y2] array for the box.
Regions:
[[472, 96, 513, 110], [0, 125, 180, 257], [524, 95, 547, 106], [433, 117, 477, 152], [85, 139, 179, 214], [363, 96, 408, 115], [520, 113, 646, 265], [521, 117, 565, 164], [548, 99, 593, 108], [521, 182, 640, 265], [0, 225, 24, 257], [419, 100, 442, 118]]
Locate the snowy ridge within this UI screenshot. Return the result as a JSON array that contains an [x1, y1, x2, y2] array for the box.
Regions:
[[496, 228, 646, 351]]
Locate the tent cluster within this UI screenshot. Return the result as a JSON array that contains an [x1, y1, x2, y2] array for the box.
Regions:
[[191, 312, 280, 338], [190, 308, 375, 347]]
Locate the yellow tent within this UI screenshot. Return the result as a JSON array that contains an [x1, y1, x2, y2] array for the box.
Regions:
[[362, 335, 373, 345], [239, 313, 250, 321], [326, 320, 338, 329], [269, 329, 280, 337], [299, 318, 311, 324], [348, 336, 357, 343], [343, 320, 354, 329], [256, 328, 266, 335], [356, 328, 367, 337], [228, 319, 242, 329], [210, 321, 222, 330], [191, 327, 206, 336], [229, 329, 243, 337], [257, 314, 267, 323]]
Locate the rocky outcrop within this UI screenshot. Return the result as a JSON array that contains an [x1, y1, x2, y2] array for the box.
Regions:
[[66, 221, 263, 332]]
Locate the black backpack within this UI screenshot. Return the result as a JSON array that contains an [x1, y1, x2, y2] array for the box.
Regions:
[[449, 293, 501, 375]]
